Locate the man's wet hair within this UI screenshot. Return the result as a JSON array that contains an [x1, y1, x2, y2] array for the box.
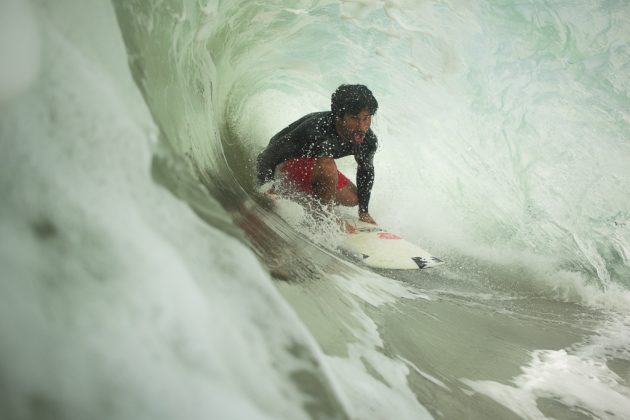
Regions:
[[331, 84, 378, 117]]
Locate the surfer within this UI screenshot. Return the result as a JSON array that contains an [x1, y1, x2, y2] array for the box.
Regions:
[[256, 84, 379, 225]]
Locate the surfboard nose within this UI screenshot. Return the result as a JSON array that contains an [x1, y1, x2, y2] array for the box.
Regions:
[[412, 257, 427, 269]]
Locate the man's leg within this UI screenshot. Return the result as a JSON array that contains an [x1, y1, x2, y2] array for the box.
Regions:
[[311, 157, 337, 205], [311, 157, 358, 207], [335, 183, 358, 206]]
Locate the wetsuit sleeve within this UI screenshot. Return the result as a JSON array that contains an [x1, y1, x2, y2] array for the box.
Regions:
[[256, 147, 278, 185], [356, 148, 375, 214]]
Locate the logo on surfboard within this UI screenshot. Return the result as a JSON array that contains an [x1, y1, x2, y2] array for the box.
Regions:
[[377, 232, 401, 240]]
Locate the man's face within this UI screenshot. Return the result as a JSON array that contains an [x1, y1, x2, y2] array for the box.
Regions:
[[336, 109, 373, 144]]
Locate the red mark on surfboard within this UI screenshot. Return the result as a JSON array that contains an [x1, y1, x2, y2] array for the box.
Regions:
[[378, 232, 401, 240]]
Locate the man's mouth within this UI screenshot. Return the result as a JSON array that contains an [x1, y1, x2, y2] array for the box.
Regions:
[[352, 131, 366, 142]]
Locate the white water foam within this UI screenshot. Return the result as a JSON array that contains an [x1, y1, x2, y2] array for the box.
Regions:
[[0, 1, 353, 418], [463, 314, 630, 419], [326, 273, 434, 420]]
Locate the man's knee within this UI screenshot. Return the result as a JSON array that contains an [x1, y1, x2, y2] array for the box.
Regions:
[[338, 184, 359, 206], [312, 157, 338, 181]]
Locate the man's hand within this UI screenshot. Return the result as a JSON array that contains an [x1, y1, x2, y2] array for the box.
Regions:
[[359, 212, 377, 225]]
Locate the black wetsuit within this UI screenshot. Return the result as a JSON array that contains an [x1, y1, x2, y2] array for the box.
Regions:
[[256, 111, 377, 214]]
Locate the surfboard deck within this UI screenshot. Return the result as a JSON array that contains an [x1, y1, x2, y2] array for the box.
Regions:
[[341, 218, 444, 270]]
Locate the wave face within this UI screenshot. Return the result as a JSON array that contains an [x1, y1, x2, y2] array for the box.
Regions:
[[2, 0, 630, 419]]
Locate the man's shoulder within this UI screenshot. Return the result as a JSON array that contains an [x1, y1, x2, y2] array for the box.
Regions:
[[302, 111, 333, 127], [294, 111, 334, 138]]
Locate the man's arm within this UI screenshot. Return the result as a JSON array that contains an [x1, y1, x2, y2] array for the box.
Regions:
[[356, 153, 376, 223], [256, 148, 276, 186]]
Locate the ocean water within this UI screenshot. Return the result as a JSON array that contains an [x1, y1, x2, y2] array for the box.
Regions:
[[2, 0, 630, 419]]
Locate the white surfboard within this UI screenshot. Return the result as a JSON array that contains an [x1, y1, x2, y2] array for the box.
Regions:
[[341, 218, 444, 270]]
